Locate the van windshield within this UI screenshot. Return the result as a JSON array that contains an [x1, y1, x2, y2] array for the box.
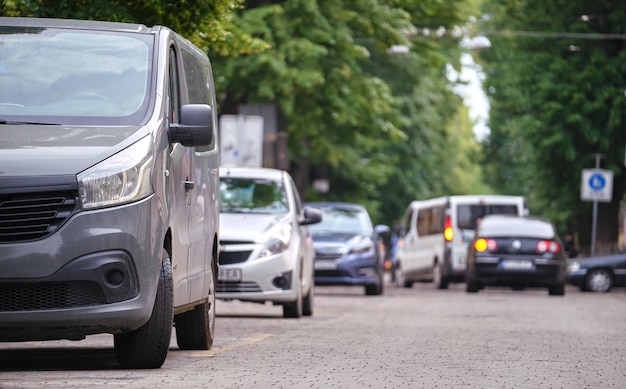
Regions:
[[0, 26, 153, 125], [457, 204, 520, 230]]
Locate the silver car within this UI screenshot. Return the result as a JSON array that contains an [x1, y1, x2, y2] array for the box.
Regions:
[[217, 167, 321, 318]]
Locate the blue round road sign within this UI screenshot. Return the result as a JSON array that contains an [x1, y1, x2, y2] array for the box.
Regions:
[[588, 173, 606, 191]]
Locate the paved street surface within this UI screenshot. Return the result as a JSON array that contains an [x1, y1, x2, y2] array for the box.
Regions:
[[1, 280, 625, 388]]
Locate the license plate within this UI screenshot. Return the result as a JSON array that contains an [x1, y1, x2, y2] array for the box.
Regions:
[[500, 259, 533, 270], [218, 267, 242, 282], [315, 260, 337, 270]]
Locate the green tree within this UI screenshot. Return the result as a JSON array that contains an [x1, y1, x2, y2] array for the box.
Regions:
[[214, 0, 485, 224], [0, 0, 256, 54], [478, 0, 626, 253]]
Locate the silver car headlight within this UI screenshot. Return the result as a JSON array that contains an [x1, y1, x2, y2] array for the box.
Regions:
[[259, 224, 293, 258], [78, 136, 154, 210]]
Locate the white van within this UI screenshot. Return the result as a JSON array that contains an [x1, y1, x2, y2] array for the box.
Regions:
[[395, 195, 528, 289], [0, 17, 220, 368]]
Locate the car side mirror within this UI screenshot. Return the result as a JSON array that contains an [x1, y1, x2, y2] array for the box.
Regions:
[[300, 207, 322, 225]]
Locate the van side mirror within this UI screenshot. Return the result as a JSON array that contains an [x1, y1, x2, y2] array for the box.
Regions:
[[170, 104, 213, 146]]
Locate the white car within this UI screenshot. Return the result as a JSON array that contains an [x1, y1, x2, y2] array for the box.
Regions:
[[217, 167, 321, 318]]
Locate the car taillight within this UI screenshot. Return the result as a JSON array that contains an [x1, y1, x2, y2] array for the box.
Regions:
[[536, 240, 561, 253], [474, 238, 497, 252], [444, 215, 453, 242]]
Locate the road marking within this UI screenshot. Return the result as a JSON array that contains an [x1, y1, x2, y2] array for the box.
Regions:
[[191, 333, 273, 357]]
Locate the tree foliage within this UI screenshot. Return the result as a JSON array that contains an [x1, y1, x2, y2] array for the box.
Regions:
[[478, 0, 626, 252], [213, 0, 484, 224], [0, 0, 259, 54]]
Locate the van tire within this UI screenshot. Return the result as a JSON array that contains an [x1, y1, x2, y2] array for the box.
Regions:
[[394, 263, 413, 288], [114, 250, 173, 369], [433, 263, 449, 290], [174, 260, 216, 350]]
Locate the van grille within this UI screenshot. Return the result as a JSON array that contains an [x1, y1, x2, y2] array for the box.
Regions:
[[0, 282, 105, 311], [0, 191, 80, 243]]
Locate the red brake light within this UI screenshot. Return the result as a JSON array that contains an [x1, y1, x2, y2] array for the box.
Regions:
[[444, 215, 453, 242], [536, 240, 561, 253]]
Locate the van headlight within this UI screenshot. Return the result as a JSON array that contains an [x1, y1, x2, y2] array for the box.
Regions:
[[259, 224, 293, 258], [78, 136, 154, 210]]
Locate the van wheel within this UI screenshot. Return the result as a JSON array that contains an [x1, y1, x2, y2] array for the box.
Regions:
[[174, 258, 216, 350], [433, 263, 449, 290], [114, 249, 173, 369], [394, 263, 412, 288]]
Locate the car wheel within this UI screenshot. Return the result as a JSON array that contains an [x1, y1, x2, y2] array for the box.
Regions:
[[283, 271, 303, 318], [174, 256, 216, 350], [465, 272, 480, 293], [365, 271, 384, 296], [548, 283, 566, 296], [433, 262, 449, 290], [114, 249, 173, 369], [302, 282, 314, 317], [585, 269, 613, 293]]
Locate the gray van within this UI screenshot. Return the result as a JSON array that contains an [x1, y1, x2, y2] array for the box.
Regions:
[[0, 17, 220, 368]]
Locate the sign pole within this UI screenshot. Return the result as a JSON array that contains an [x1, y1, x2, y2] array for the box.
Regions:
[[590, 153, 602, 256]]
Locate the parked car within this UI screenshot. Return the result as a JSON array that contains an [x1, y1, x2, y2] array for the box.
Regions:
[[306, 202, 389, 296], [0, 17, 220, 368], [566, 252, 626, 292], [217, 167, 321, 318], [465, 215, 567, 296]]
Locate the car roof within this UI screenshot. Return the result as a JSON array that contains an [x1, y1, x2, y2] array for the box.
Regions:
[[219, 166, 286, 181], [0, 16, 155, 34]]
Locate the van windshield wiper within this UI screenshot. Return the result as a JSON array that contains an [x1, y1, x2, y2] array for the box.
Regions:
[[0, 119, 60, 125]]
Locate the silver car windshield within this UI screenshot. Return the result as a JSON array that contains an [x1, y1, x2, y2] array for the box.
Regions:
[[220, 178, 289, 215], [0, 26, 153, 125]]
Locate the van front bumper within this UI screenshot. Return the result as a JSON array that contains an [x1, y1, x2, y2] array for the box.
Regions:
[[0, 197, 161, 341]]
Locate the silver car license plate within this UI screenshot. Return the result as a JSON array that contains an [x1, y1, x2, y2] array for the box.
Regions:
[[218, 268, 242, 282]]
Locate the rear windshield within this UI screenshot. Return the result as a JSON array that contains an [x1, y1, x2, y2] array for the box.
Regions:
[[0, 26, 153, 125], [457, 204, 520, 229]]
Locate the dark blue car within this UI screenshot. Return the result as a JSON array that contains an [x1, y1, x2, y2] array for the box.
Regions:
[[566, 252, 626, 293], [306, 202, 389, 295]]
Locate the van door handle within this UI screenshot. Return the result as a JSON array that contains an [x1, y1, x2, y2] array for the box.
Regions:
[[184, 181, 195, 191]]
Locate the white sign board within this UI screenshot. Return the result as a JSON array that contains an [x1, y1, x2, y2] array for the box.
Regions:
[[580, 169, 613, 202], [219, 115, 264, 167]]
